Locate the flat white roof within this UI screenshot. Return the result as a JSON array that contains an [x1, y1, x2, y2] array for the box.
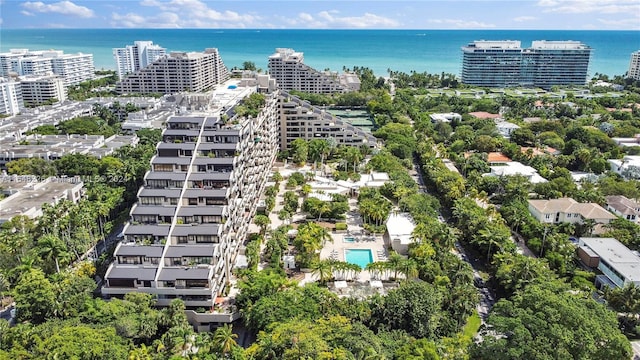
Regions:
[[579, 237, 640, 283], [385, 212, 415, 238]]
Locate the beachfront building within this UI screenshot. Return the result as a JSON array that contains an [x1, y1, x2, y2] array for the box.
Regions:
[[113, 41, 167, 80], [0, 175, 84, 224], [628, 50, 640, 81], [0, 77, 23, 116], [461, 40, 592, 89], [116, 49, 229, 95], [20, 75, 67, 106], [268, 48, 359, 94], [102, 76, 279, 328], [278, 91, 377, 150], [0, 49, 95, 86], [578, 237, 640, 289]]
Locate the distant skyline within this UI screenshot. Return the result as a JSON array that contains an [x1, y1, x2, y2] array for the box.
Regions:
[[1, 0, 639, 30]]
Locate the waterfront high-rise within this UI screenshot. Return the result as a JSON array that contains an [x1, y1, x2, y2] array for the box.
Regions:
[[113, 41, 167, 80], [268, 48, 360, 94], [461, 40, 592, 89], [115, 48, 229, 95], [0, 49, 94, 86], [102, 75, 279, 329], [628, 50, 640, 81]]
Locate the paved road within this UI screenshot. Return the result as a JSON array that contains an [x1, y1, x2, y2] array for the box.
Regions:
[[411, 154, 495, 322]]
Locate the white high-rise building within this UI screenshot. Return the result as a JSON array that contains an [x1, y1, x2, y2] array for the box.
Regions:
[[0, 77, 24, 115], [113, 41, 167, 80], [115, 48, 229, 95], [628, 50, 640, 81], [268, 48, 360, 94], [461, 40, 592, 89], [20, 75, 67, 106], [0, 49, 94, 86]]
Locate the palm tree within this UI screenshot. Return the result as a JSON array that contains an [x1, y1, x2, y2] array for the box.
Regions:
[[212, 324, 238, 356], [475, 223, 510, 262], [344, 146, 363, 173], [398, 258, 418, 281], [37, 234, 70, 273], [310, 260, 334, 285], [386, 251, 403, 280]]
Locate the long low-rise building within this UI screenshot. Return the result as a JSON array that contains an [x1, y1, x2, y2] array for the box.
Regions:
[[0, 134, 139, 169], [102, 75, 279, 330], [0, 175, 84, 223], [578, 237, 640, 288]]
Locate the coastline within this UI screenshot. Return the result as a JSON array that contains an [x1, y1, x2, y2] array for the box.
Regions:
[[1, 29, 638, 77]]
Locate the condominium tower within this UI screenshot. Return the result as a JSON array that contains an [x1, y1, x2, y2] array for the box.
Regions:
[[102, 75, 279, 328], [278, 91, 377, 150], [113, 41, 167, 80], [0, 49, 94, 86], [0, 78, 23, 115], [461, 40, 592, 89], [628, 50, 640, 81], [20, 75, 67, 106], [116, 48, 229, 95], [268, 48, 360, 94]]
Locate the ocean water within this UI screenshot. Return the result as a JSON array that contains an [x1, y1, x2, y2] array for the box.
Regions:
[[1, 29, 639, 77]]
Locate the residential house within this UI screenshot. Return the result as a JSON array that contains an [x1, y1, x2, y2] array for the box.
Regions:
[[606, 195, 640, 224], [528, 197, 616, 234]]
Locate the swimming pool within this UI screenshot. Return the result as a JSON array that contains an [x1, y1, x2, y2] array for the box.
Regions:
[[344, 249, 373, 270], [343, 236, 356, 243]]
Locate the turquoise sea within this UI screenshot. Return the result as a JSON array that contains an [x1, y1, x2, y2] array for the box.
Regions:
[[1, 29, 639, 77]]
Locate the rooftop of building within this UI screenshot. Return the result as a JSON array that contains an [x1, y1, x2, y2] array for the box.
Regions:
[[385, 212, 416, 245], [606, 195, 640, 215], [579, 237, 640, 282], [0, 176, 83, 221], [528, 197, 616, 220]]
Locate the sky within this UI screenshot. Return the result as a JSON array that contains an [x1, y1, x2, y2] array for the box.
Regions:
[[1, 0, 639, 30]]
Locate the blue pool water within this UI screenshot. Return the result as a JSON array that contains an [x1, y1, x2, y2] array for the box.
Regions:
[[343, 236, 356, 243], [345, 249, 373, 270]]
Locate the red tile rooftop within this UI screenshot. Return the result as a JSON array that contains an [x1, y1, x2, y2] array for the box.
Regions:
[[468, 111, 501, 119]]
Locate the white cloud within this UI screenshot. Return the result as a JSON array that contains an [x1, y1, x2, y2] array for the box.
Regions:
[[597, 17, 640, 29], [111, 11, 181, 28], [120, 0, 259, 28], [513, 16, 537, 22], [427, 19, 495, 29], [298, 13, 313, 22], [291, 10, 399, 28], [536, 0, 640, 14], [21, 10, 35, 16], [22, 1, 94, 18]]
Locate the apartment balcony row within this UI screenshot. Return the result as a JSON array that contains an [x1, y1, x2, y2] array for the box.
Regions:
[[129, 205, 227, 226], [142, 171, 234, 190]]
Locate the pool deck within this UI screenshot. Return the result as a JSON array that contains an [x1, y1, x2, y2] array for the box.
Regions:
[[320, 198, 388, 282]]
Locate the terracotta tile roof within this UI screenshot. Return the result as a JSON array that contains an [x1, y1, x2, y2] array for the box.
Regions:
[[487, 152, 511, 163], [468, 111, 501, 119]]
